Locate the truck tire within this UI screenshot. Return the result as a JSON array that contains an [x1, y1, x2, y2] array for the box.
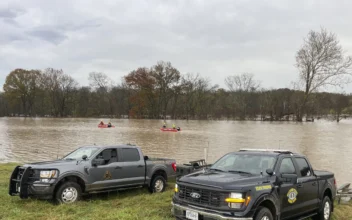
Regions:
[[254, 206, 273, 220], [149, 175, 166, 193], [55, 181, 82, 204], [313, 196, 332, 220]]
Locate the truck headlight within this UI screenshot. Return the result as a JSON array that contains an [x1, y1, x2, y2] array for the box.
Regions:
[[225, 193, 250, 209], [40, 170, 57, 179], [174, 184, 178, 193]]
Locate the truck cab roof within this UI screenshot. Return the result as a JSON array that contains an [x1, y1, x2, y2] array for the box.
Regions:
[[79, 144, 139, 149], [238, 148, 304, 157]]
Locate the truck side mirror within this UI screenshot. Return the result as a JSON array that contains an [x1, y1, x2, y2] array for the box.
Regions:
[[266, 168, 274, 176], [92, 158, 105, 166], [281, 173, 298, 184], [144, 156, 149, 160], [82, 155, 88, 160]]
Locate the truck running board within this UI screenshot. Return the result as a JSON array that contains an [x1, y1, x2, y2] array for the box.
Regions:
[[297, 213, 317, 220]]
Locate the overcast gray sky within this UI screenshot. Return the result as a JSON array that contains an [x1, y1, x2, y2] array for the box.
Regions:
[[1, 0, 352, 92]]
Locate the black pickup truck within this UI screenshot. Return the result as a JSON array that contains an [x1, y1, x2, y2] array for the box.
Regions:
[[9, 144, 176, 203], [172, 149, 336, 220]]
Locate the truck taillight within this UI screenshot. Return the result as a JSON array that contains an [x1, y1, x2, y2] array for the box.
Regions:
[[172, 163, 177, 172], [334, 178, 337, 186]]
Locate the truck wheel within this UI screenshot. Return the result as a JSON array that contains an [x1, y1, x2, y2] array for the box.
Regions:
[[149, 175, 166, 193], [254, 206, 273, 220], [313, 196, 332, 220], [55, 181, 82, 204]]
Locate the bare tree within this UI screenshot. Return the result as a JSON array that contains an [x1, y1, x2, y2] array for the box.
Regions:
[[295, 28, 352, 121], [225, 73, 260, 120], [225, 73, 260, 92], [88, 72, 114, 89], [194, 77, 217, 119], [331, 93, 350, 122], [88, 72, 115, 116], [180, 73, 199, 119], [152, 61, 181, 119], [41, 68, 78, 117]]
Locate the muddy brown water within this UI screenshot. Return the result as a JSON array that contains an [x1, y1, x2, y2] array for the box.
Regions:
[[0, 117, 351, 185]]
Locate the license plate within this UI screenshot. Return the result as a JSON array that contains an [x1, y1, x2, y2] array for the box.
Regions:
[[186, 210, 198, 220]]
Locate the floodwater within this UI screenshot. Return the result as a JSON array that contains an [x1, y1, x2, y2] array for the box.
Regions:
[[0, 117, 351, 185]]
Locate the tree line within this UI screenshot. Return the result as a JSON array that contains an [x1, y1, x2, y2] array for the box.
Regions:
[[1, 28, 352, 122]]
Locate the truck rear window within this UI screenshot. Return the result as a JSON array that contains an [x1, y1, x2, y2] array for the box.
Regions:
[[121, 148, 140, 162], [295, 157, 311, 177]]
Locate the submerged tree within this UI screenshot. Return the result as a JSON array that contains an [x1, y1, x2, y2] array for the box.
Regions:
[[225, 73, 260, 120], [295, 28, 352, 121], [125, 67, 157, 118], [41, 68, 78, 117], [3, 69, 41, 116], [89, 72, 115, 116], [331, 93, 350, 122], [152, 61, 181, 119]]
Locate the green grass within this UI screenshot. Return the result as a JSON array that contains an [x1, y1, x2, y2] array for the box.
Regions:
[[0, 163, 351, 220]]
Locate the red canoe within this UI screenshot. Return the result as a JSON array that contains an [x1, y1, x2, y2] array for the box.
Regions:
[[98, 124, 115, 128], [160, 128, 181, 132]]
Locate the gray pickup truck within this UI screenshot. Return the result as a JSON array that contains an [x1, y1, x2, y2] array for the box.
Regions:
[[9, 144, 177, 204]]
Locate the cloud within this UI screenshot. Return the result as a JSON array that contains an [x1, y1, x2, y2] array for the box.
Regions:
[[0, 7, 24, 19], [27, 29, 68, 44], [0, 7, 25, 27], [0, 0, 352, 92]]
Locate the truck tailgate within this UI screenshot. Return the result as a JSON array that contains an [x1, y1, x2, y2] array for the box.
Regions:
[[146, 158, 177, 180]]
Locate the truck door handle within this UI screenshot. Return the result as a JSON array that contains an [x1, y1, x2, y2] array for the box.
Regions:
[[115, 166, 122, 169], [297, 183, 303, 188], [137, 165, 144, 168], [312, 182, 317, 186]]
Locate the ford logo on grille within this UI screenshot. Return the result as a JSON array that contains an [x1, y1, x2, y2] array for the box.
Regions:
[[190, 192, 201, 199]]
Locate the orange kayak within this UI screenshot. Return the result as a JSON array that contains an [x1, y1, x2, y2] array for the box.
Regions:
[[160, 128, 180, 132], [98, 124, 115, 128]]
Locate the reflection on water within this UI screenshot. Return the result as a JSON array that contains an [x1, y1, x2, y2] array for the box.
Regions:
[[0, 118, 351, 184]]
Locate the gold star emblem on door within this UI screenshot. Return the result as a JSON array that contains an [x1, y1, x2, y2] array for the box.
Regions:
[[104, 170, 112, 180]]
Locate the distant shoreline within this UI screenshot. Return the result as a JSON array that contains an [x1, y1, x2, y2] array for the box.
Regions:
[[1, 115, 350, 122]]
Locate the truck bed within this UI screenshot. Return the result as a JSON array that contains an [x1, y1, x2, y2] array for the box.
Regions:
[[176, 159, 211, 178], [314, 170, 334, 179], [148, 158, 175, 163]]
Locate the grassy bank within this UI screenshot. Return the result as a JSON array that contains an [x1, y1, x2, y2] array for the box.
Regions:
[[0, 163, 351, 220]]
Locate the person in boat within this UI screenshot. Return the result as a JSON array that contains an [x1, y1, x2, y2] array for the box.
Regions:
[[99, 121, 104, 126], [172, 124, 176, 129], [163, 121, 166, 128], [177, 127, 181, 131], [108, 122, 112, 127]]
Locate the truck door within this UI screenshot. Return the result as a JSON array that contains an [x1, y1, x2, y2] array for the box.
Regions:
[[117, 148, 145, 186], [277, 157, 300, 219], [293, 157, 319, 214], [88, 148, 124, 190]]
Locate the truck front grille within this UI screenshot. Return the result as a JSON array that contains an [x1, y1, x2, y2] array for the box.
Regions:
[[16, 167, 38, 182], [17, 168, 25, 180], [178, 185, 225, 207]]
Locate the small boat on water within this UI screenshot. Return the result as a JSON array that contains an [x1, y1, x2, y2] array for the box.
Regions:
[[98, 124, 115, 128], [160, 128, 181, 132]]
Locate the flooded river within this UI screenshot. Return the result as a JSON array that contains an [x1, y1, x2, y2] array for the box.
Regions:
[[0, 117, 351, 185]]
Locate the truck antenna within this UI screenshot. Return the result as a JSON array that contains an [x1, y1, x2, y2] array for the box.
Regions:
[[56, 138, 60, 159]]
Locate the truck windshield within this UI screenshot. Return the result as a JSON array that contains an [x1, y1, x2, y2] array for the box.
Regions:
[[63, 147, 100, 160], [210, 153, 277, 175]]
